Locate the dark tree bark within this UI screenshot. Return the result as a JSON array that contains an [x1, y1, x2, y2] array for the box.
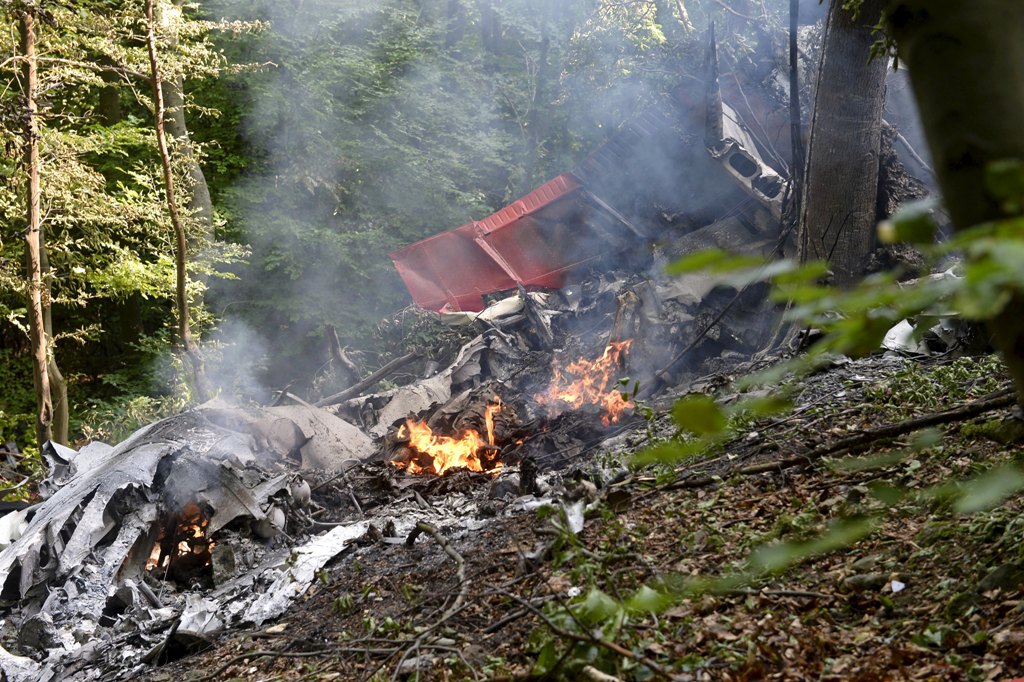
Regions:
[[145, 0, 210, 401], [97, 58, 123, 126], [883, 0, 1024, 403], [445, 0, 467, 50], [476, 0, 501, 54], [787, 0, 805, 209], [19, 10, 53, 448], [798, 0, 888, 285]]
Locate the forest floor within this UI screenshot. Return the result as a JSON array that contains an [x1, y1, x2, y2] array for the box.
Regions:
[[159, 353, 1024, 682]]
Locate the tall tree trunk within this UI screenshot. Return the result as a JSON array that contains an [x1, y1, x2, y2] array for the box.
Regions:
[[97, 59, 123, 126], [160, 1, 213, 242], [883, 0, 1024, 403], [476, 0, 501, 54], [145, 0, 210, 402], [798, 0, 888, 285], [39, 236, 69, 445], [445, 0, 467, 51], [523, 32, 551, 188], [20, 10, 52, 448], [164, 83, 213, 237]]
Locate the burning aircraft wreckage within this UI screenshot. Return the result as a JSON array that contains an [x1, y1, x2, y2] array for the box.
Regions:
[[0, 45, 927, 682]]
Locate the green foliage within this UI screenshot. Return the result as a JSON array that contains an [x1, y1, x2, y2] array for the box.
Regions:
[[193, 0, 701, 370], [748, 516, 879, 574], [0, 351, 39, 449], [954, 466, 1024, 514], [0, 0, 263, 456], [671, 393, 727, 436], [862, 355, 1004, 416]]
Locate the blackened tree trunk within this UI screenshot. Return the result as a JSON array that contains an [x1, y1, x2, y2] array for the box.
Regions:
[[798, 0, 888, 285], [883, 0, 1024, 403], [145, 0, 210, 402], [20, 10, 52, 448]]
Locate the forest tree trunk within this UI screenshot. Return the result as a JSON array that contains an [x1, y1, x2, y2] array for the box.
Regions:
[[164, 82, 213, 237], [40, 237, 68, 445], [476, 0, 501, 54], [20, 10, 53, 448], [883, 0, 1024, 404], [523, 31, 550, 188], [146, 0, 210, 402], [161, 0, 213, 242], [798, 0, 888, 285]]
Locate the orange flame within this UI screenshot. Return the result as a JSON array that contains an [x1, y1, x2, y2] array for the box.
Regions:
[[146, 502, 215, 571], [393, 400, 503, 476], [534, 340, 633, 426]]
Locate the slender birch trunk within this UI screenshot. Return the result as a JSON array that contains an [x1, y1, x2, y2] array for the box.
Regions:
[[145, 0, 210, 401], [20, 10, 53, 448]]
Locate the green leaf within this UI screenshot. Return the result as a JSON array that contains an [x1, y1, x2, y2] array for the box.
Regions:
[[910, 428, 944, 452], [625, 585, 673, 614], [632, 439, 708, 465], [575, 588, 621, 625], [955, 466, 1024, 514], [749, 516, 878, 574], [733, 395, 792, 418], [828, 450, 910, 473], [532, 640, 559, 675], [665, 249, 763, 275], [985, 159, 1024, 213], [868, 482, 907, 506], [671, 394, 727, 437], [877, 198, 940, 244]]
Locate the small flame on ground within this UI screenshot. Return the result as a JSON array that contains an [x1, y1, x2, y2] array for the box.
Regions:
[[393, 399, 503, 476], [146, 502, 215, 571], [534, 340, 633, 426]]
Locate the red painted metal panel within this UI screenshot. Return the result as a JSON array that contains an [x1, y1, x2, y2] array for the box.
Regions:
[[473, 174, 585, 290], [389, 222, 516, 312], [390, 173, 591, 312]]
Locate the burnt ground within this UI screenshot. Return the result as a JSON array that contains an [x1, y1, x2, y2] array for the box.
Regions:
[[158, 353, 1024, 682]]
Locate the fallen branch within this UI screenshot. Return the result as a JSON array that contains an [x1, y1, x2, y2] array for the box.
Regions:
[[581, 666, 624, 682], [716, 587, 831, 600], [668, 387, 1017, 490], [0, 476, 29, 497], [503, 592, 679, 681], [483, 596, 554, 635], [197, 648, 331, 681], [315, 352, 422, 406], [406, 521, 468, 623]]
